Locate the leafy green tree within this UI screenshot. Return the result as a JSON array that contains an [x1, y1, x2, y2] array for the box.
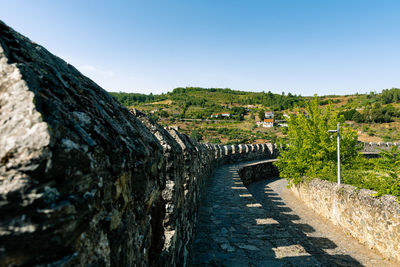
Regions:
[[258, 110, 265, 121], [274, 112, 284, 120], [274, 96, 359, 185], [352, 111, 364, 123], [159, 110, 169, 118], [337, 109, 357, 120]]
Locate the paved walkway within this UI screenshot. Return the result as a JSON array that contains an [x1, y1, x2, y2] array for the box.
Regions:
[[190, 160, 396, 266]]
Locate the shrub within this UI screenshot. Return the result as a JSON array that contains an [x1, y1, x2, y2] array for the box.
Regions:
[[190, 130, 203, 142], [209, 138, 221, 144], [258, 109, 265, 121], [337, 109, 357, 120], [274, 96, 359, 185], [382, 135, 393, 142], [343, 147, 400, 198]]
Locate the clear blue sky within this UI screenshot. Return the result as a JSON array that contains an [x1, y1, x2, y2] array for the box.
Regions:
[[2, 0, 400, 96]]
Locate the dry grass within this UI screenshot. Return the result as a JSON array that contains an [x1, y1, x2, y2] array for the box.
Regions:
[[351, 120, 400, 143], [150, 99, 173, 105]]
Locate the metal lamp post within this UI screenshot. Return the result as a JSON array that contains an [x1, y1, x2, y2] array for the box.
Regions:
[[328, 123, 341, 185]]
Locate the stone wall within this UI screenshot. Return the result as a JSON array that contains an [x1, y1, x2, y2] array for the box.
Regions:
[[238, 159, 279, 186], [237, 158, 400, 263], [291, 179, 400, 262], [360, 141, 399, 152], [0, 20, 278, 266], [132, 110, 279, 266]]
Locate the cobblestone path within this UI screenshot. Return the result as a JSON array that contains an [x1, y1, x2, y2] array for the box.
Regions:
[[190, 160, 396, 266]]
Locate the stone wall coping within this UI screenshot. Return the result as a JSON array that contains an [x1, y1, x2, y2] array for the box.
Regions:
[[242, 159, 278, 167]]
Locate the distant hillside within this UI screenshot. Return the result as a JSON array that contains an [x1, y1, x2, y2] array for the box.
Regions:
[[109, 87, 400, 144], [110, 87, 306, 112]]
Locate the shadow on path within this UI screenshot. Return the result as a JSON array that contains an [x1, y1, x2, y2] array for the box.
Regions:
[[190, 161, 364, 266], [247, 177, 362, 266]]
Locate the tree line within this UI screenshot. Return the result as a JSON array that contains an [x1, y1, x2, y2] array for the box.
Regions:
[[338, 103, 400, 123]]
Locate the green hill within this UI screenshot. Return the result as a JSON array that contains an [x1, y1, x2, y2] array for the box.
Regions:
[[109, 87, 400, 144]]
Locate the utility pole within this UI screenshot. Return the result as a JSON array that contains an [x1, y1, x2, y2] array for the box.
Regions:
[[328, 123, 341, 185]]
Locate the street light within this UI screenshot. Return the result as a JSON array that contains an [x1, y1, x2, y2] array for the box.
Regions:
[[328, 123, 341, 185]]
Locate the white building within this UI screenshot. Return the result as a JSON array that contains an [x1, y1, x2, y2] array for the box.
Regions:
[[211, 113, 231, 118], [265, 111, 274, 119]]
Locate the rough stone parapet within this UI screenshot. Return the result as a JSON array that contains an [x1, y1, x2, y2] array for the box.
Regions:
[[291, 179, 400, 263], [237, 158, 400, 264], [0, 20, 279, 266], [238, 160, 279, 186]]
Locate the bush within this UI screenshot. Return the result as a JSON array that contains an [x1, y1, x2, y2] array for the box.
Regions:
[[209, 138, 221, 144], [274, 97, 400, 198], [344, 147, 400, 198], [190, 130, 203, 142], [337, 109, 357, 120], [352, 104, 395, 123], [382, 135, 393, 142], [258, 109, 265, 120], [352, 111, 364, 123], [274, 96, 359, 185], [159, 110, 169, 118]]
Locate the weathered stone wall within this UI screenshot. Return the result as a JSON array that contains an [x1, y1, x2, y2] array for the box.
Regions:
[[238, 159, 279, 186], [237, 158, 400, 263], [291, 179, 400, 262], [360, 141, 399, 152], [0, 20, 279, 266], [0, 19, 170, 266]]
